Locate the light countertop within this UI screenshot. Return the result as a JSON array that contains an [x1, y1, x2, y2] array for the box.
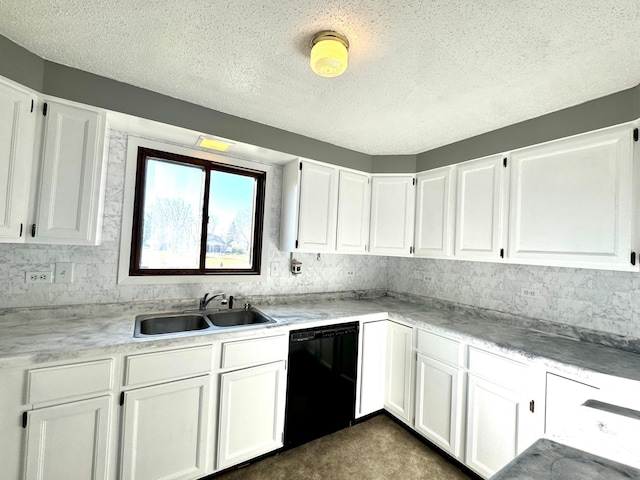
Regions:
[[1, 295, 640, 387]]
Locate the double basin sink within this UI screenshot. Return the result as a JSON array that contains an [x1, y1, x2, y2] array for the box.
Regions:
[[134, 307, 276, 338]]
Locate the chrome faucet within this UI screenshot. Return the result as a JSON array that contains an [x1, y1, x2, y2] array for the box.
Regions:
[[199, 292, 227, 310]]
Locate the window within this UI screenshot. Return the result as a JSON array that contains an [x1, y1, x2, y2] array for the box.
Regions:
[[129, 147, 266, 276]]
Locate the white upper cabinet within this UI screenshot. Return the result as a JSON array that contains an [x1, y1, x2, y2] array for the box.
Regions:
[[508, 124, 636, 270], [30, 99, 107, 245], [414, 166, 456, 258], [336, 170, 371, 253], [0, 78, 37, 243], [369, 175, 415, 256], [280, 159, 338, 252], [455, 154, 509, 260]]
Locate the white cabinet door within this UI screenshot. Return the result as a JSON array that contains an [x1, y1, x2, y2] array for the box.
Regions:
[[24, 396, 111, 480], [296, 160, 338, 252], [509, 125, 635, 270], [455, 154, 508, 260], [384, 321, 413, 423], [121, 376, 210, 480], [369, 175, 415, 256], [217, 361, 286, 470], [336, 170, 370, 253], [0, 79, 36, 243], [415, 353, 464, 459], [465, 374, 535, 478], [545, 373, 599, 435], [356, 320, 387, 418], [414, 166, 456, 257], [32, 100, 106, 245]]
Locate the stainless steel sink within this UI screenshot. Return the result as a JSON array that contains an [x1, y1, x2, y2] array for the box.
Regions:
[[135, 313, 213, 337], [133, 308, 275, 337], [208, 308, 276, 327]]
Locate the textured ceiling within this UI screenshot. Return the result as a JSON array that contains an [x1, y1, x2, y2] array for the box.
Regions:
[[1, 1, 639, 155]]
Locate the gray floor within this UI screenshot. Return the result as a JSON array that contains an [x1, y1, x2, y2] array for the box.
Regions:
[[213, 414, 475, 480]]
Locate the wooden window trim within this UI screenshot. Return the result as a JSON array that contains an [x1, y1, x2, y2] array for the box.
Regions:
[[129, 147, 266, 276]]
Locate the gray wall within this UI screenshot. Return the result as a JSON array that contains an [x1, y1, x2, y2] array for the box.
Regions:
[[0, 35, 44, 91], [372, 155, 416, 174], [417, 85, 640, 171], [41, 62, 373, 172]]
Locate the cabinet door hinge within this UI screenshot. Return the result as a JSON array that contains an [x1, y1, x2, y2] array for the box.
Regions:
[[503, 157, 508, 167], [22, 411, 28, 428], [19, 223, 23, 238], [43, 102, 48, 116], [631, 251, 637, 266], [299, 162, 302, 171], [30, 99, 34, 113], [634, 128, 639, 142], [31, 224, 36, 238], [529, 400, 535, 413], [412, 178, 415, 186], [500, 248, 504, 258], [295, 240, 299, 249], [119, 392, 125, 406], [281, 432, 284, 443]]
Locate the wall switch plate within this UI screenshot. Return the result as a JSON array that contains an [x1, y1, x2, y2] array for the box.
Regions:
[[270, 262, 279, 277], [55, 262, 74, 283], [26, 271, 52, 284]]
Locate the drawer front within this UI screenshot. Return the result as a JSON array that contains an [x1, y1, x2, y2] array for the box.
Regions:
[[124, 345, 213, 387], [221, 335, 287, 369], [27, 359, 114, 405], [467, 346, 528, 391], [417, 329, 461, 366]]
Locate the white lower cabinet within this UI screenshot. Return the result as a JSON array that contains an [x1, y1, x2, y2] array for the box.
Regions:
[[24, 395, 111, 480], [217, 361, 286, 470], [120, 375, 211, 480], [465, 348, 539, 478], [384, 321, 413, 423], [356, 320, 387, 418], [414, 353, 464, 460]]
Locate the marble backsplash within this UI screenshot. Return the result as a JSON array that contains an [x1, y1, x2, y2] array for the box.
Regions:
[[387, 257, 640, 339], [0, 130, 389, 310]]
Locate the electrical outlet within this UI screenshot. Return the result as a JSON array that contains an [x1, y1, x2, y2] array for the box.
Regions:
[[520, 287, 541, 298], [26, 271, 52, 284], [55, 262, 74, 283]]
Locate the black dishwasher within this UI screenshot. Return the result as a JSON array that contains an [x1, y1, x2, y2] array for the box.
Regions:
[[284, 322, 359, 449]]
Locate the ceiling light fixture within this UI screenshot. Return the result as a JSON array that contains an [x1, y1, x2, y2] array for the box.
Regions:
[[310, 31, 349, 78], [196, 135, 234, 152]]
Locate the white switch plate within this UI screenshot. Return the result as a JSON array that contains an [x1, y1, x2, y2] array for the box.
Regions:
[[26, 271, 52, 284], [55, 262, 74, 283]]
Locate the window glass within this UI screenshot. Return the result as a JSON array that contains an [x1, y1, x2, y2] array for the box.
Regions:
[[140, 158, 205, 269], [130, 148, 265, 276], [207, 171, 257, 269]]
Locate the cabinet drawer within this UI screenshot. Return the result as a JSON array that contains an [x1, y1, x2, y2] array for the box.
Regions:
[[27, 359, 113, 405], [221, 335, 287, 369], [467, 347, 528, 391], [417, 329, 461, 366], [124, 345, 212, 387]]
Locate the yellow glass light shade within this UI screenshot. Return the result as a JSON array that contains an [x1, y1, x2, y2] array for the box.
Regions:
[[196, 136, 233, 152], [310, 31, 349, 78]]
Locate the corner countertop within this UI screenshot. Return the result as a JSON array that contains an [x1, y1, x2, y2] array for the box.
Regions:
[[1, 295, 640, 387], [490, 439, 640, 480]]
